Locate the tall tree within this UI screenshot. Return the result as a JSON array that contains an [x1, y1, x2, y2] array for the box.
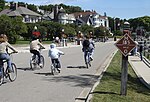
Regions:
[[0, 0, 5, 11]]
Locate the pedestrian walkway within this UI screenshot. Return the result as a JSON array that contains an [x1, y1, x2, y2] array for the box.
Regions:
[[128, 55, 150, 89], [13, 42, 80, 53]]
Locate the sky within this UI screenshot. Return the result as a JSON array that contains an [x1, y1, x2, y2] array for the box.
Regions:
[[6, 0, 150, 19]]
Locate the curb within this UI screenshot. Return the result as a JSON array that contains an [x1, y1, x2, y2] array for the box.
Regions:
[[75, 50, 118, 102], [128, 55, 150, 89]]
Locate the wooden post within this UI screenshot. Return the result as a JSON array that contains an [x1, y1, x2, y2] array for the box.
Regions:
[[120, 55, 128, 95]]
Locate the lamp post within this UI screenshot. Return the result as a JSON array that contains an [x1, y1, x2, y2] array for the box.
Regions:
[[61, 28, 67, 47], [114, 17, 116, 32], [104, 30, 106, 42]]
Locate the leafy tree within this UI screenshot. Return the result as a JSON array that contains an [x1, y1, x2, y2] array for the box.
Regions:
[[11, 16, 28, 37], [39, 4, 54, 12], [79, 24, 94, 35], [0, 15, 12, 35], [0, 0, 5, 11], [27, 4, 37, 12], [94, 26, 109, 37], [62, 26, 76, 37], [128, 16, 150, 32]]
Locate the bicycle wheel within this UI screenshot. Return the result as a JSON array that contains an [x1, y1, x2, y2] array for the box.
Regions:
[[51, 64, 55, 75], [0, 68, 4, 85], [8, 63, 17, 82], [85, 53, 89, 68], [30, 56, 36, 70], [40, 55, 44, 68], [87, 53, 91, 67]]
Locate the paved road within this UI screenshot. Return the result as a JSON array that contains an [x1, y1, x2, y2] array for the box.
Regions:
[[0, 42, 117, 102]]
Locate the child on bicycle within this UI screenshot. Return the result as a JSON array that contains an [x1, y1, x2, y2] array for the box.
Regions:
[[30, 36, 45, 67], [48, 43, 64, 71], [0, 34, 18, 73]]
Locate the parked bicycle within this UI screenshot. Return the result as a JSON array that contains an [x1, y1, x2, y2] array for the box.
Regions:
[[30, 48, 44, 70], [0, 52, 17, 85]]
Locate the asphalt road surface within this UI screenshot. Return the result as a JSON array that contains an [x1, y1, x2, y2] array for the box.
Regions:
[[0, 41, 117, 102]]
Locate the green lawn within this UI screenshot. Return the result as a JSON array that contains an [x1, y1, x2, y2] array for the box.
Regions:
[[91, 51, 150, 102], [15, 40, 52, 44]]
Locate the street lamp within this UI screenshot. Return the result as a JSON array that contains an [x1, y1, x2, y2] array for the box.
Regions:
[[113, 17, 116, 32]]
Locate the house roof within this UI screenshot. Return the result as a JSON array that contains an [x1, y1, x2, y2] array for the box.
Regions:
[[15, 7, 42, 16], [0, 9, 12, 15], [0, 7, 42, 17], [7, 10, 22, 17], [72, 11, 98, 18]]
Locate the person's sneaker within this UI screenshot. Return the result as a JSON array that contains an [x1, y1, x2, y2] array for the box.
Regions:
[[90, 57, 93, 61], [39, 63, 43, 68], [57, 68, 61, 71]]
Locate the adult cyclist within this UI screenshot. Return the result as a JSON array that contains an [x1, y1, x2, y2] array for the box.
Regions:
[[30, 36, 45, 67], [82, 35, 95, 62]]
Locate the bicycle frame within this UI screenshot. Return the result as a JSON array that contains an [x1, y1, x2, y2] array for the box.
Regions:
[[0, 53, 17, 85], [51, 59, 60, 75], [30, 49, 44, 69]]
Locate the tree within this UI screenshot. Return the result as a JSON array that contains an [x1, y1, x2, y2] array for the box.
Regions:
[[0, 15, 12, 35], [0, 0, 5, 11], [128, 16, 150, 32], [11, 16, 28, 37], [94, 26, 109, 37], [27, 4, 37, 12]]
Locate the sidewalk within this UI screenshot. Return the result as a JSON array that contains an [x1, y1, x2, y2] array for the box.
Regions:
[[128, 55, 150, 89], [13, 42, 80, 53]]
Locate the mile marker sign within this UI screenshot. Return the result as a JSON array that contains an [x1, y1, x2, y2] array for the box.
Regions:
[[115, 34, 137, 56]]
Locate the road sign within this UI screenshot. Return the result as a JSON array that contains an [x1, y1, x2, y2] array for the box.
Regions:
[[115, 34, 137, 56]]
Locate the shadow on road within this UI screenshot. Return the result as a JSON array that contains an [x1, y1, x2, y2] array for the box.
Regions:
[[67, 65, 87, 69], [34, 72, 53, 76], [43, 74, 99, 87], [17, 67, 33, 71], [17, 67, 41, 71]]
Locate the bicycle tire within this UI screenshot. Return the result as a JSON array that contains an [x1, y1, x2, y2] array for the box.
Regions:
[[51, 64, 55, 75], [30, 56, 37, 70], [8, 63, 17, 82], [40, 55, 44, 68], [0, 68, 4, 85]]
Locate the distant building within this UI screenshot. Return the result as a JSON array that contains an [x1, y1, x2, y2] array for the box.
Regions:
[[43, 5, 76, 24], [0, 2, 42, 23], [72, 11, 109, 28]]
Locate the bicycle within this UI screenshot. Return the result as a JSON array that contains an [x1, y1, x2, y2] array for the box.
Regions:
[[84, 50, 92, 68], [51, 54, 64, 75], [30, 49, 44, 70], [0, 52, 17, 85]]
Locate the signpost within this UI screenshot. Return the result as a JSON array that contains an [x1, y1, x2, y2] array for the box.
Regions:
[[115, 22, 137, 96], [115, 34, 137, 57]]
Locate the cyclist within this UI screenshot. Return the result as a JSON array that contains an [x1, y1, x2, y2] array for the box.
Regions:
[[30, 36, 45, 67], [0, 34, 18, 73], [82, 35, 95, 62], [48, 43, 64, 71]]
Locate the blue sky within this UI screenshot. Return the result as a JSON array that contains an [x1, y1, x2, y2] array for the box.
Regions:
[[6, 0, 150, 19]]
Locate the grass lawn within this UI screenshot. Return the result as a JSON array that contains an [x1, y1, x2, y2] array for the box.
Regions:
[[91, 51, 150, 102], [15, 40, 52, 44]]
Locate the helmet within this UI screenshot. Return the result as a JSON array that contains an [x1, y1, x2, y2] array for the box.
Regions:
[[50, 43, 56, 48]]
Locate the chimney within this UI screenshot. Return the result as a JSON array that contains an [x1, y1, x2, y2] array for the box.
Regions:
[[15, 2, 18, 10], [54, 5, 59, 22], [25, 4, 27, 8]]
